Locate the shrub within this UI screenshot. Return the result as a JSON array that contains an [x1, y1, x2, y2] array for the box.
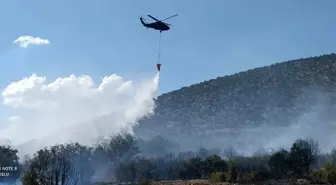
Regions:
[[327, 170, 336, 185], [208, 171, 226, 182], [309, 163, 336, 184], [252, 171, 271, 181], [324, 163, 336, 184], [139, 178, 151, 185], [236, 172, 251, 183], [236, 171, 271, 183], [309, 169, 326, 184]]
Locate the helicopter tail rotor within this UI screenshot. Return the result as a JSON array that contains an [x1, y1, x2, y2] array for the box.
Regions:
[[139, 15, 147, 26], [139, 15, 146, 21]]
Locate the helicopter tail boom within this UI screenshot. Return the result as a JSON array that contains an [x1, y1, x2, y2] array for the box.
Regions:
[[140, 17, 147, 25]]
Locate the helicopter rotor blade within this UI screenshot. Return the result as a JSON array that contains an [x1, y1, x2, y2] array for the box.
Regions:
[[162, 14, 179, 21], [147, 15, 160, 22]]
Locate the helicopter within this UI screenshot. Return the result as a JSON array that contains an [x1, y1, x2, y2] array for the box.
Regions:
[[140, 14, 178, 32]]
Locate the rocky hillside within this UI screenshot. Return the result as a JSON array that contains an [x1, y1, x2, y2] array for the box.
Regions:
[[135, 53, 336, 151], [15, 53, 336, 155]]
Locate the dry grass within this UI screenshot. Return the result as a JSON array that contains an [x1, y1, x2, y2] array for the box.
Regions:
[[99, 178, 329, 185], [152, 179, 230, 185], [151, 178, 329, 185]]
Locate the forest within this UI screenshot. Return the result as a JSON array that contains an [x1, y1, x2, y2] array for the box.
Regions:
[[1, 133, 336, 185]]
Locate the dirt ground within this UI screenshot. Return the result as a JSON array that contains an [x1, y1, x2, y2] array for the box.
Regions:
[[152, 179, 224, 185], [103, 178, 326, 185], [151, 178, 324, 185]]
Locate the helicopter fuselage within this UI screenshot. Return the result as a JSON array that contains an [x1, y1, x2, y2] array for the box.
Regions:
[[141, 18, 170, 31]]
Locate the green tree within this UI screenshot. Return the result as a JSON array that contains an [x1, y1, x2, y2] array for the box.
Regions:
[[287, 138, 319, 176], [0, 144, 21, 183], [144, 135, 176, 156], [62, 143, 94, 185], [98, 133, 139, 164], [330, 149, 336, 164], [180, 157, 203, 179], [197, 147, 210, 160], [227, 160, 238, 183], [22, 145, 78, 185], [134, 158, 155, 181], [116, 161, 137, 182], [202, 155, 227, 177], [268, 149, 290, 178]]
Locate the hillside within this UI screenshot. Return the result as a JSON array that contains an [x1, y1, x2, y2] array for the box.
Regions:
[[135, 53, 336, 152], [15, 53, 336, 156]]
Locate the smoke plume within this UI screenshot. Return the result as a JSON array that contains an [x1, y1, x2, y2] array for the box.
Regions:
[[0, 72, 160, 156]]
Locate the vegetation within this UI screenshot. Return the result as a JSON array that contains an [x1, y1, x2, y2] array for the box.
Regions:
[[1, 134, 336, 185], [1, 53, 336, 185], [137, 53, 336, 136]]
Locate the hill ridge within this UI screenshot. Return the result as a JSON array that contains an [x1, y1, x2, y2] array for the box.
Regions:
[[159, 53, 336, 98], [135, 53, 336, 152]]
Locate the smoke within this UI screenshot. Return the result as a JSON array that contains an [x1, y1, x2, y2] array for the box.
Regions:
[[147, 87, 336, 156], [260, 89, 336, 153], [0, 72, 160, 156], [1, 69, 334, 160]]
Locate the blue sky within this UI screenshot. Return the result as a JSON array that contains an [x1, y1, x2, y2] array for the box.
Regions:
[[0, 0, 335, 94]]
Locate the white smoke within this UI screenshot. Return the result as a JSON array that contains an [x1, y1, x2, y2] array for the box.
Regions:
[[0, 73, 160, 156]]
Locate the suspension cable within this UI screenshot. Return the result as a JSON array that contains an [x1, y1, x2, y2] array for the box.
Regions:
[[157, 32, 162, 63]]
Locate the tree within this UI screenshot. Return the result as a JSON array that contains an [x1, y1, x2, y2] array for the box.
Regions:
[[180, 157, 203, 179], [93, 133, 139, 182], [22, 145, 78, 185], [116, 157, 155, 183], [62, 143, 94, 185], [100, 133, 139, 165], [224, 146, 237, 161], [0, 144, 21, 183], [288, 138, 319, 176], [197, 147, 210, 160], [134, 158, 154, 181], [202, 155, 227, 177], [227, 160, 238, 183], [144, 135, 177, 156], [116, 161, 137, 182], [268, 149, 289, 179], [330, 149, 336, 164], [162, 153, 180, 180]]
